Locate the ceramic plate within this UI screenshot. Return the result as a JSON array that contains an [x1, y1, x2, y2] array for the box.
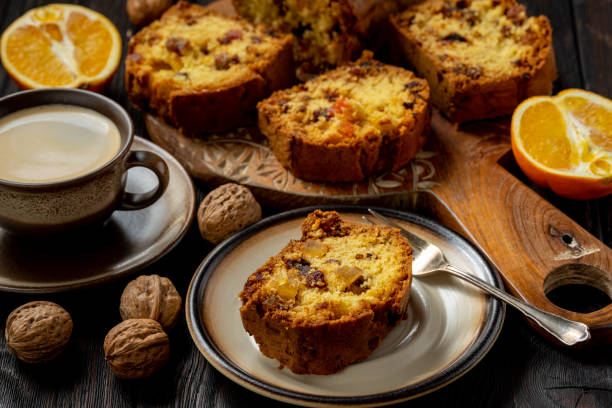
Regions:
[[186, 206, 504, 406], [0, 136, 195, 293]]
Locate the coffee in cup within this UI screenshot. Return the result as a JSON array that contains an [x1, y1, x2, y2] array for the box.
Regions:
[[0, 104, 121, 184], [0, 89, 169, 235]]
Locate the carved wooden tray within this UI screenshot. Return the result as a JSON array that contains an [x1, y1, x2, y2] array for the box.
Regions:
[[145, 113, 441, 208]]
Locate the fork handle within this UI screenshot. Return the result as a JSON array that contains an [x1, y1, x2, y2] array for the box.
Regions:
[[443, 265, 590, 346]]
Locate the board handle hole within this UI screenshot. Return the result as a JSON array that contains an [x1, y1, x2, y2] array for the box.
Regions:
[[544, 264, 612, 313], [561, 234, 573, 245]]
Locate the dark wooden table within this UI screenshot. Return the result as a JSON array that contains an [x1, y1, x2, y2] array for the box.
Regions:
[[0, 1, 611, 407]]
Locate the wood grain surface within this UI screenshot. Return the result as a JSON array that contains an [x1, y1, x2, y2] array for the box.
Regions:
[[429, 115, 612, 344], [0, 1, 610, 407]]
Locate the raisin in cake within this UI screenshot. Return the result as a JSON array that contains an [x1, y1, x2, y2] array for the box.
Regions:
[[126, 1, 295, 135], [257, 51, 430, 182], [232, 0, 414, 80], [390, 0, 557, 123], [239, 210, 412, 375]]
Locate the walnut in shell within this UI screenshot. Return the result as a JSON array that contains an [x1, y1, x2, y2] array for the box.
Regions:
[[5, 301, 73, 363], [120, 274, 182, 330], [104, 318, 170, 379], [198, 183, 262, 244], [126, 0, 173, 27]]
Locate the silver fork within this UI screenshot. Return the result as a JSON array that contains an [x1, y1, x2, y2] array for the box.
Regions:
[[364, 209, 590, 346]]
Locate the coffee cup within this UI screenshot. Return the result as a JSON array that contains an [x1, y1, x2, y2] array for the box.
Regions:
[[0, 88, 169, 235]]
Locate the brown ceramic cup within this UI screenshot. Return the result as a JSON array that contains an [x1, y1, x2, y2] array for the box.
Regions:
[[0, 88, 169, 235]]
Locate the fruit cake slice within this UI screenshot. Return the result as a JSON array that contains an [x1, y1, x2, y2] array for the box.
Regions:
[[239, 210, 412, 375], [257, 51, 431, 182], [390, 0, 557, 123], [126, 1, 295, 135], [232, 0, 415, 80]]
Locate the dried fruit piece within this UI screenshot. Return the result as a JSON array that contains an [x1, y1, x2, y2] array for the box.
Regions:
[[219, 29, 243, 44], [286, 258, 311, 275], [214, 52, 239, 70], [269, 270, 299, 299], [165, 37, 190, 55], [334, 265, 364, 287], [302, 240, 328, 257], [305, 269, 327, 288]]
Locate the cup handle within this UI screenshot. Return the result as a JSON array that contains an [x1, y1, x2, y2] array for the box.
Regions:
[[119, 150, 169, 211]]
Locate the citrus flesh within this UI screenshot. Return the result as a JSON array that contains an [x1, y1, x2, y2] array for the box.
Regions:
[[511, 89, 612, 199], [0, 4, 121, 91]]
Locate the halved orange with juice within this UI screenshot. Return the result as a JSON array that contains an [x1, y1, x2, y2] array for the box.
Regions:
[[511, 89, 612, 199], [0, 4, 121, 92]]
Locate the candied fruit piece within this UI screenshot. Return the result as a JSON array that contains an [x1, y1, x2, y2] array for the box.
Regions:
[[303, 240, 328, 257], [335, 265, 364, 287], [269, 271, 298, 299]]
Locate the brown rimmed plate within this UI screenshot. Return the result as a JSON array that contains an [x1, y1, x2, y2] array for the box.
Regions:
[[186, 206, 504, 407], [0, 136, 195, 293]]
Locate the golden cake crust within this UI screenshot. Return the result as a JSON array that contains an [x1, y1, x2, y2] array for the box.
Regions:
[[239, 210, 412, 375], [125, 1, 295, 135], [257, 52, 431, 182], [390, 0, 557, 123]]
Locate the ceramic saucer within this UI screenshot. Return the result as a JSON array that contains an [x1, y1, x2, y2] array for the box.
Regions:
[[0, 136, 195, 293], [186, 206, 504, 407]]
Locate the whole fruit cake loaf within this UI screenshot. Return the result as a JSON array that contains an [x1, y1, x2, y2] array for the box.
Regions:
[[232, 0, 414, 79], [239, 210, 413, 375], [126, 1, 295, 135], [390, 0, 557, 123], [257, 51, 431, 182]]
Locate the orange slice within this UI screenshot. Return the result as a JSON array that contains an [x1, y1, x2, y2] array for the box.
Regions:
[[0, 4, 121, 91], [511, 89, 612, 199]]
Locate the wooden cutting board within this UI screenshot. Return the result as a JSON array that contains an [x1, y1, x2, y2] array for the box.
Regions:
[[145, 0, 612, 346]]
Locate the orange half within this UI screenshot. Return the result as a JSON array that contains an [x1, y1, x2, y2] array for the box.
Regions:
[[0, 4, 121, 91], [511, 89, 612, 199]]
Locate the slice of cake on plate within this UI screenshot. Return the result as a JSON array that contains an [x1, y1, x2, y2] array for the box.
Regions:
[[257, 51, 431, 182], [390, 0, 556, 123], [239, 210, 412, 375], [126, 1, 295, 135]]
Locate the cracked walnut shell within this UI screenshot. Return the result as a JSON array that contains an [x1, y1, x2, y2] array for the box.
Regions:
[[5, 301, 73, 363], [104, 318, 170, 379], [198, 183, 262, 244], [120, 275, 182, 330]]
